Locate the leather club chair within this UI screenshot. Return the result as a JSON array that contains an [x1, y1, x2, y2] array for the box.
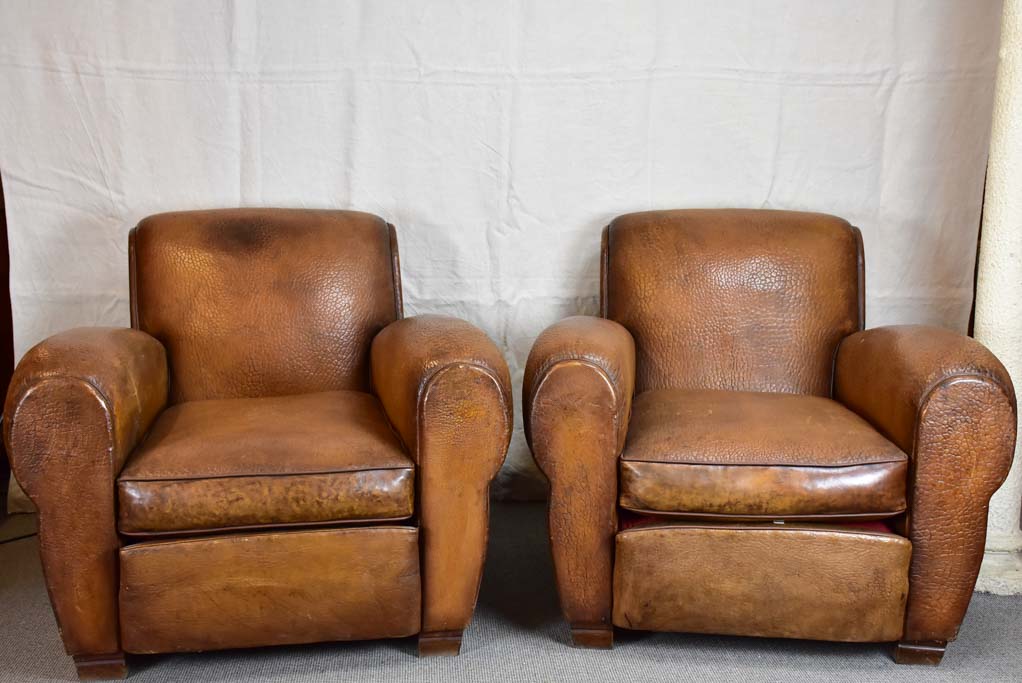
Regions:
[[524, 209, 1016, 665], [5, 209, 512, 680]]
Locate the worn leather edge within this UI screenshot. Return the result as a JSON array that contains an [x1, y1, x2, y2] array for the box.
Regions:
[[902, 375, 1016, 643], [527, 358, 626, 450], [119, 524, 420, 553], [371, 315, 512, 458], [600, 224, 610, 318], [387, 222, 404, 319], [6, 378, 121, 657], [417, 362, 512, 638], [522, 317, 635, 451], [618, 508, 906, 522], [118, 513, 418, 538], [851, 224, 865, 332], [527, 359, 621, 636], [616, 521, 906, 540], [129, 226, 139, 329]]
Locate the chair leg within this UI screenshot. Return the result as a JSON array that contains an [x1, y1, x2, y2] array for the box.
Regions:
[[73, 653, 127, 680], [570, 625, 613, 649], [418, 630, 463, 656], [893, 640, 946, 665]]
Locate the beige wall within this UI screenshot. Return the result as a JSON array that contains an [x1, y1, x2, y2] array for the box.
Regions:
[[977, 0, 1022, 593]]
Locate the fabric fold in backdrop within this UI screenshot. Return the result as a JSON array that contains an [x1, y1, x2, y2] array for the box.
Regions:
[[0, 1, 1003, 500]]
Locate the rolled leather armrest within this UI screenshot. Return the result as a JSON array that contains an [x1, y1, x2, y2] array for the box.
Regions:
[[834, 324, 1016, 644], [522, 315, 635, 647], [4, 327, 167, 658], [523, 315, 635, 450], [371, 314, 511, 457], [370, 314, 512, 650]]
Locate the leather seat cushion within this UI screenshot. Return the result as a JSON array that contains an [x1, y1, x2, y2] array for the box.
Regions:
[[118, 390, 414, 535], [619, 389, 908, 520]]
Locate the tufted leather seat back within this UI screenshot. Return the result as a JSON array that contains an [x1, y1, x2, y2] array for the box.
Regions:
[[603, 209, 862, 396], [131, 208, 401, 403]]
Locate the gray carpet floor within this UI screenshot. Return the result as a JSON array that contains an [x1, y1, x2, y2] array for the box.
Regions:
[[1, 503, 1020, 682]]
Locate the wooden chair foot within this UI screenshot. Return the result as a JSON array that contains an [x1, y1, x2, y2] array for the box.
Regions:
[[418, 630, 463, 656], [570, 626, 613, 649], [73, 653, 127, 680], [893, 640, 946, 665]]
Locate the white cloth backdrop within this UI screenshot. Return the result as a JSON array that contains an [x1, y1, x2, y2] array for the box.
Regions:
[[0, 1, 1003, 497]]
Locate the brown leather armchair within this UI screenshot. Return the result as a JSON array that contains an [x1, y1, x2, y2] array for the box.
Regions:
[[5, 209, 512, 680], [524, 209, 1016, 665]]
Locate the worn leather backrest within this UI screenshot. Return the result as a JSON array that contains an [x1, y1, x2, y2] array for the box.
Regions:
[[603, 209, 862, 396], [131, 209, 401, 403]]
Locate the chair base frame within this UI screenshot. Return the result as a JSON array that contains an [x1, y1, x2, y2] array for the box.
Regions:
[[73, 653, 127, 680], [418, 630, 464, 656], [893, 640, 946, 665], [570, 626, 614, 649]]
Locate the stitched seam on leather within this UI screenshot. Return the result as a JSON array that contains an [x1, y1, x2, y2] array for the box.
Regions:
[[416, 361, 513, 467], [617, 524, 905, 540], [917, 372, 1016, 420], [8, 376, 118, 493], [118, 465, 414, 483], [617, 507, 907, 520], [119, 513, 417, 537], [906, 374, 1018, 519], [853, 371, 1020, 460], [531, 351, 623, 397], [119, 525, 419, 551], [619, 458, 908, 468], [527, 358, 626, 457], [526, 338, 634, 434]]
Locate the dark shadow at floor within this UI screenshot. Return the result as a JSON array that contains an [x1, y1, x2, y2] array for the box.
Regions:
[[131, 635, 420, 680], [476, 502, 562, 630], [616, 626, 893, 663]]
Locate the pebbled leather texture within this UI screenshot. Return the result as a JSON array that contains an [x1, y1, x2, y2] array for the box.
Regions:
[[523, 315, 636, 452], [3, 328, 167, 657], [117, 390, 413, 535], [527, 210, 1017, 655], [131, 208, 400, 403], [371, 314, 512, 642], [120, 527, 421, 653], [604, 209, 862, 396], [835, 324, 1017, 643], [6, 214, 513, 670], [523, 316, 635, 639], [619, 388, 907, 519], [613, 521, 910, 642]]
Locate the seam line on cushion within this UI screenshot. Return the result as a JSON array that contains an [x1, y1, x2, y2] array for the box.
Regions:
[[118, 465, 414, 483], [119, 513, 417, 538], [616, 524, 905, 540], [619, 458, 907, 468], [119, 525, 419, 550], [617, 507, 907, 520]]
